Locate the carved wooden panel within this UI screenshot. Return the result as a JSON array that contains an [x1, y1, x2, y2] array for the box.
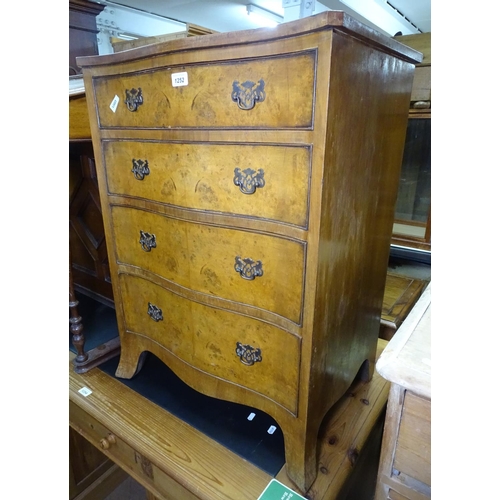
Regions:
[[69, 141, 113, 306]]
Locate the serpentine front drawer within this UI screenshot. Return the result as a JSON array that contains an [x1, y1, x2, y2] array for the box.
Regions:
[[110, 205, 306, 325], [103, 140, 311, 229], [93, 51, 316, 130], [118, 273, 301, 414]]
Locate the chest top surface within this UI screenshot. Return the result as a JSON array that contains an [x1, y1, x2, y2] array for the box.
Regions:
[[77, 11, 421, 71]]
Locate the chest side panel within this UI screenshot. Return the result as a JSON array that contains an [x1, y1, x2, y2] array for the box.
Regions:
[[309, 31, 417, 415]]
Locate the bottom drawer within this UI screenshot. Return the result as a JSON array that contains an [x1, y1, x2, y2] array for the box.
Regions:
[[69, 400, 197, 500], [393, 392, 431, 486], [118, 273, 301, 414]]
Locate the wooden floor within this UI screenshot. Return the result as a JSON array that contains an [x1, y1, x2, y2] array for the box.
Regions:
[[69, 339, 388, 500], [75, 258, 430, 500]]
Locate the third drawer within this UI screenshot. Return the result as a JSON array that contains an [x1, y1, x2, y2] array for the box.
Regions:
[[110, 205, 306, 326]]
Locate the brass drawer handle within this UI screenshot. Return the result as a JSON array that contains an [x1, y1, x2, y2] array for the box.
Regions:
[[231, 79, 266, 110], [139, 230, 156, 252], [234, 256, 263, 280], [147, 302, 163, 322], [100, 433, 116, 450], [125, 87, 143, 112], [236, 342, 262, 366], [233, 167, 265, 194], [131, 159, 150, 180]]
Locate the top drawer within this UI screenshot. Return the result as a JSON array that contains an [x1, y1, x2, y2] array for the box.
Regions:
[[93, 51, 316, 130]]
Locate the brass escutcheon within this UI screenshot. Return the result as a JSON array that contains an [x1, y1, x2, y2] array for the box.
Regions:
[[235, 342, 262, 366], [231, 79, 266, 110], [139, 230, 156, 252], [131, 159, 150, 180], [125, 87, 143, 112], [234, 256, 263, 280], [147, 302, 163, 322], [233, 167, 265, 195]]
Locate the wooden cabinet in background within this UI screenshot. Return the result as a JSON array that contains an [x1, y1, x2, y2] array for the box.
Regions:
[[69, 0, 104, 76], [69, 136, 114, 307], [395, 33, 431, 106], [69, 0, 114, 308], [78, 12, 421, 492], [110, 22, 216, 53], [379, 273, 427, 341], [69, 426, 127, 500], [375, 284, 431, 499], [69, 1, 121, 482], [392, 33, 431, 254]]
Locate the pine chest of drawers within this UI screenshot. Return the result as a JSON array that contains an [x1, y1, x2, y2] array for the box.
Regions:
[[78, 12, 421, 492]]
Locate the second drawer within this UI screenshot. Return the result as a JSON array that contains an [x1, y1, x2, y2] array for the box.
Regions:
[[103, 140, 311, 229]]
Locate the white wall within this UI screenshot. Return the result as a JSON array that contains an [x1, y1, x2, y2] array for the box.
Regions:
[[94, 1, 186, 55]]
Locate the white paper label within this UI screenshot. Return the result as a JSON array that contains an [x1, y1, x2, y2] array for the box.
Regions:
[[78, 386, 92, 397], [267, 425, 277, 435], [110, 95, 120, 112], [247, 412, 256, 421], [171, 72, 188, 87]]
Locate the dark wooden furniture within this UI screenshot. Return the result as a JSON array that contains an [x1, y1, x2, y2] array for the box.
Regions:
[[78, 12, 421, 491], [69, 0, 118, 372], [70, 90, 120, 374], [70, 339, 389, 500], [69, 0, 104, 76], [69, 4, 123, 496], [69, 113, 114, 307], [69, 425, 127, 500]]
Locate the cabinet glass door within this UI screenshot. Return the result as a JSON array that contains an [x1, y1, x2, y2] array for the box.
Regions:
[[392, 114, 431, 250]]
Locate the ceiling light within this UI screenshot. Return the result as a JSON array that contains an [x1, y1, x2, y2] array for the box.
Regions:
[[246, 4, 284, 27]]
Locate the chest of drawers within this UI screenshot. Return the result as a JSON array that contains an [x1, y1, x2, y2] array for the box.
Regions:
[[78, 11, 421, 492]]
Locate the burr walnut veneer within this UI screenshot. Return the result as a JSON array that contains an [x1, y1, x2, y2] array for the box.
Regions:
[[78, 12, 421, 492]]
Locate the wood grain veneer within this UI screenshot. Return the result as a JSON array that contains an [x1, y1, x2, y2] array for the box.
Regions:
[[78, 11, 421, 491]]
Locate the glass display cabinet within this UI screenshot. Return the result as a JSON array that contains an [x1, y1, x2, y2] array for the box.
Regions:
[[392, 110, 431, 252], [391, 33, 431, 261]]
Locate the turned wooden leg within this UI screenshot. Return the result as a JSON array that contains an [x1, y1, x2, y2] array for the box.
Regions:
[[70, 247, 87, 364]]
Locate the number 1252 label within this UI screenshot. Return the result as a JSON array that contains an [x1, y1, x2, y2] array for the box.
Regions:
[[171, 72, 188, 87]]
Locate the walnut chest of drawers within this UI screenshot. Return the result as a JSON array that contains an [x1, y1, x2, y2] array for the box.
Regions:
[[78, 11, 422, 492]]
